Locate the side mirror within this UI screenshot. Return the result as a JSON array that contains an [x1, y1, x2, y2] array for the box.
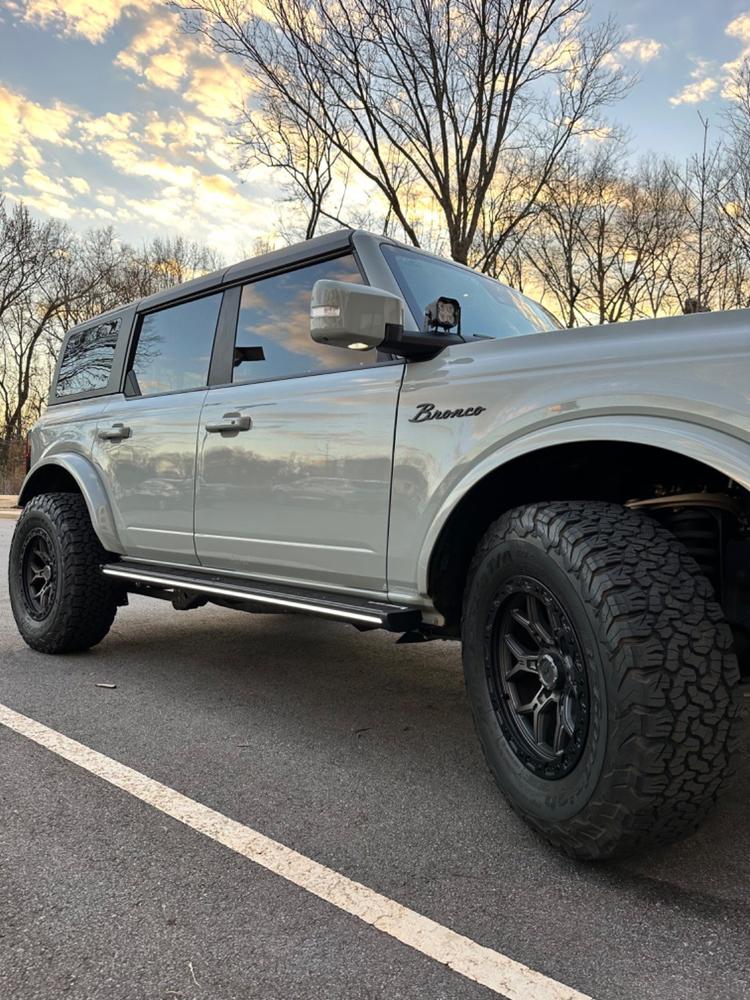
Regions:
[[310, 278, 466, 360], [310, 280, 403, 352]]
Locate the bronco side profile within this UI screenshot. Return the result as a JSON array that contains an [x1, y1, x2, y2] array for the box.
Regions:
[[9, 230, 745, 860]]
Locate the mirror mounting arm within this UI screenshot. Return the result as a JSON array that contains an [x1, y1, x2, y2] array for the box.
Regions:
[[381, 324, 464, 360]]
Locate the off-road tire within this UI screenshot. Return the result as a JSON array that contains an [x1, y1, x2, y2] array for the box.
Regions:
[[9, 492, 119, 654], [462, 501, 742, 860]]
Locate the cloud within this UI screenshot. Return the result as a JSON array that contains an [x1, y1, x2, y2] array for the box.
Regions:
[[71, 103, 279, 255], [669, 60, 719, 105], [22, 167, 72, 200], [602, 37, 664, 71], [22, 0, 153, 43], [0, 84, 77, 168], [184, 62, 248, 119], [114, 12, 196, 90], [618, 38, 664, 64], [726, 12, 750, 45], [723, 12, 750, 97], [112, 7, 248, 123], [20, 191, 75, 219], [0, 7, 278, 257]]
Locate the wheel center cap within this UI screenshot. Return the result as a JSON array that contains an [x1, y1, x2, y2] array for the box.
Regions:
[[538, 652, 561, 690]]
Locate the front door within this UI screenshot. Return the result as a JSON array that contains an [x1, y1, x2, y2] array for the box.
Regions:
[[194, 255, 404, 595]]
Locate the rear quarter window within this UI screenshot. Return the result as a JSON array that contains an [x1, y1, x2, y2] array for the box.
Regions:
[[56, 319, 121, 398]]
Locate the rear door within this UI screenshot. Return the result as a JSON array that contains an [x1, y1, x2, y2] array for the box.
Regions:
[[93, 292, 223, 566], [194, 254, 404, 595]]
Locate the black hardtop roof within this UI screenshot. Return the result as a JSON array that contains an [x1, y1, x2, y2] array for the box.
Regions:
[[138, 227, 360, 312], [64, 228, 397, 336]]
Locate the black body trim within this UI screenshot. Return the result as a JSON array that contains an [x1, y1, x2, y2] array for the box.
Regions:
[[208, 285, 242, 386]]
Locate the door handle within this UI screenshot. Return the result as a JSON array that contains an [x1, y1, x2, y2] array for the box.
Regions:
[[205, 412, 253, 434], [98, 423, 131, 441]]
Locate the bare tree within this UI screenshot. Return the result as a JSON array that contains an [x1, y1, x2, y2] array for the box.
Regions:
[[500, 148, 693, 326], [619, 157, 685, 319], [520, 148, 600, 325], [0, 200, 222, 448], [720, 59, 750, 274], [0, 200, 71, 442], [0, 216, 123, 442], [124, 236, 223, 297], [575, 153, 689, 324], [237, 91, 346, 240], [176, 0, 630, 264], [667, 116, 733, 314]]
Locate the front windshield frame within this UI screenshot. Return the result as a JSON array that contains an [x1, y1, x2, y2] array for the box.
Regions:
[[381, 244, 561, 341]]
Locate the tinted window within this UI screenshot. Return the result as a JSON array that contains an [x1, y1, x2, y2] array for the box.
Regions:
[[233, 255, 373, 382], [56, 319, 120, 398], [131, 293, 222, 396], [383, 246, 560, 339]]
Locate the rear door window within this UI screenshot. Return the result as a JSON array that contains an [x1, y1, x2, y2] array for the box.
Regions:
[[129, 293, 222, 396], [56, 319, 120, 398]]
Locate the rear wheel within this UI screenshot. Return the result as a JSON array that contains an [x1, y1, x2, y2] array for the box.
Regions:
[[462, 501, 742, 860], [9, 492, 119, 654]]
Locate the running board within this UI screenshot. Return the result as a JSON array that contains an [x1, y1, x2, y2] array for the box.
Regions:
[[101, 562, 423, 632]]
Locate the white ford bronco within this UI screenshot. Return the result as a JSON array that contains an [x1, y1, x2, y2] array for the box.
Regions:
[[9, 230, 745, 860]]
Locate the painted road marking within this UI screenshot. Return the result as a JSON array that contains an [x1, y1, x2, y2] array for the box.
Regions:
[[0, 702, 591, 1000]]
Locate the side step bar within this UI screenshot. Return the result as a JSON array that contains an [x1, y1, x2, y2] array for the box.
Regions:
[[101, 562, 423, 632]]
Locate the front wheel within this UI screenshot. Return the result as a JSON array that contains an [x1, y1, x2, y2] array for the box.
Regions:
[[462, 501, 742, 860], [9, 492, 119, 654]]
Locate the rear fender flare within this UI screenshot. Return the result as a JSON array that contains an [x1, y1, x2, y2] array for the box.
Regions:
[[18, 454, 124, 555]]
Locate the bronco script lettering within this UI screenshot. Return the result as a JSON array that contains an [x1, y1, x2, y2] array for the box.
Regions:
[[409, 402, 487, 423]]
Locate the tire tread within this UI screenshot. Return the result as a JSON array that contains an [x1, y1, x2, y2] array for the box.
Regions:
[[463, 500, 742, 859], [10, 492, 118, 654]]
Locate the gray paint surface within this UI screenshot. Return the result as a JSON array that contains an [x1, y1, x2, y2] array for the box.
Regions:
[[389, 307, 750, 599], [21, 232, 750, 608], [93, 390, 209, 565], [195, 364, 404, 593]]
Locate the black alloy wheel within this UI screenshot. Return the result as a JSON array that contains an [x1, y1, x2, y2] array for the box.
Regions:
[[20, 527, 58, 621], [489, 577, 589, 780]]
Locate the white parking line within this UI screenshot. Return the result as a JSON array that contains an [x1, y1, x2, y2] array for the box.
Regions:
[[0, 701, 591, 1000]]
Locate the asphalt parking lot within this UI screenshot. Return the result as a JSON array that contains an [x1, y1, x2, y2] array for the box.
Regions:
[[1, 518, 749, 1000]]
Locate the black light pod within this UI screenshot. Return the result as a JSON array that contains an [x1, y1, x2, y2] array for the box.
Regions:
[[424, 297, 461, 334]]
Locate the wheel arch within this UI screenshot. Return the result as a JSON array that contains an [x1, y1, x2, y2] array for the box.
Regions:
[[19, 455, 124, 555], [422, 416, 750, 627]]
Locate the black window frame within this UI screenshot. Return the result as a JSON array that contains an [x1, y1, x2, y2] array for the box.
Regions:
[[49, 307, 135, 406]]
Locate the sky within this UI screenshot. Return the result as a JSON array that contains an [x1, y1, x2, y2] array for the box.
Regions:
[[1, 0, 750, 260]]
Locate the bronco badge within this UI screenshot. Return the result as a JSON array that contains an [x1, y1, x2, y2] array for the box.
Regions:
[[409, 402, 487, 423]]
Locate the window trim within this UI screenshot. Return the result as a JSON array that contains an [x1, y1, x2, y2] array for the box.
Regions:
[[208, 357, 404, 393], [207, 285, 241, 387], [49, 308, 135, 406]]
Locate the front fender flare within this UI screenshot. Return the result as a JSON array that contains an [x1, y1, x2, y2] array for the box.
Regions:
[[19, 454, 124, 555], [416, 414, 750, 597]]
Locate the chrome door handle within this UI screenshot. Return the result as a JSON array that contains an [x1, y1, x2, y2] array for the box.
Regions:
[[98, 423, 131, 441], [205, 413, 252, 434]]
